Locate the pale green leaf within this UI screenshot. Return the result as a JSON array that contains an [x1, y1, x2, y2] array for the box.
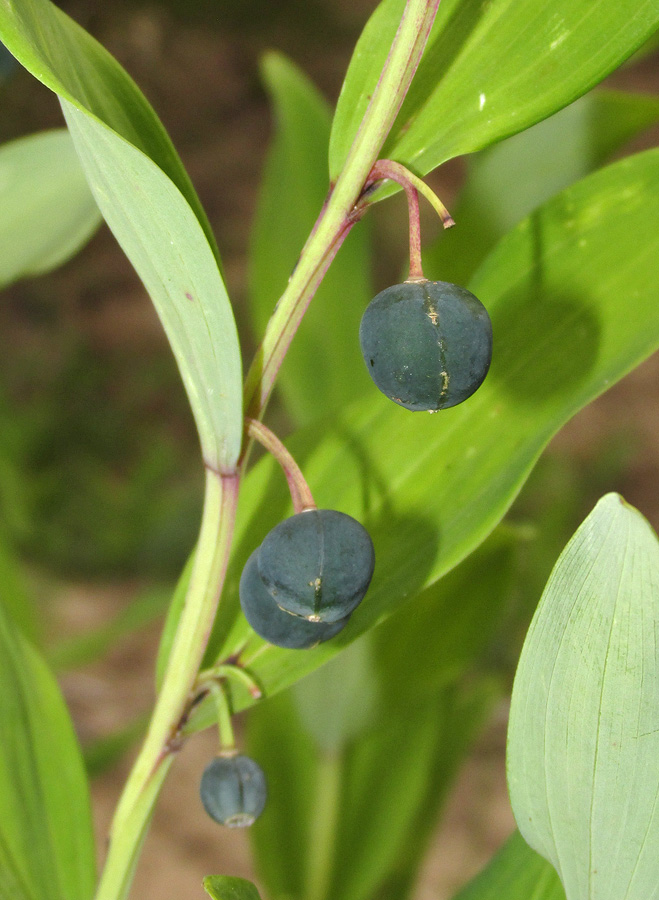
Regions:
[[424, 89, 659, 287], [507, 494, 659, 900], [0, 129, 100, 288], [330, 0, 659, 180], [61, 102, 242, 469], [0, 1, 243, 470], [203, 875, 262, 900], [0, 600, 95, 900], [0, 0, 216, 257], [452, 830, 565, 900], [249, 51, 372, 424], [194, 149, 659, 712]]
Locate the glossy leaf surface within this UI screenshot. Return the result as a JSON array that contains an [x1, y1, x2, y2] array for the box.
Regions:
[[452, 831, 565, 900], [508, 494, 659, 900], [0, 129, 100, 288], [247, 530, 513, 900], [249, 52, 372, 424], [424, 89, 659, 287], [0, 600, 95, 900], [196, 148, 659, 714], [0, 0, 243, 470], [330, 0, 659, 180]]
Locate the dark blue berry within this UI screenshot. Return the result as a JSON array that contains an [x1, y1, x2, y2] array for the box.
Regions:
[[200, 754, 267, 827], [359, 280, 492, 411], [257, 509, 375, 623], [240, 550, 349, 648]]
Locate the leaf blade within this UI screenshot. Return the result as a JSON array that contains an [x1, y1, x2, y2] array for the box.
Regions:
[[201, 149, 659, 708], [330, 0, 659, 180], [0, 599, 95, 900], [0, 129, 100, 288], [0, 0, 243, 469], [451, 831, 565, 900], [203, 875, 262, 900], [507, 494, 659, 900]]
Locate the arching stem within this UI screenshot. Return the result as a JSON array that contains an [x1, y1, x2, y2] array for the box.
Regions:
[[364, 159, 455, 281], [246, 417, 316, 513]]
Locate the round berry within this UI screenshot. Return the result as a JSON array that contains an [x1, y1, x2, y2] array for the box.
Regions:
[[257, 509, 375, 623], [200, 754, 267, 827], [359, 280, 492, 411], [240, 550, 349, 648]]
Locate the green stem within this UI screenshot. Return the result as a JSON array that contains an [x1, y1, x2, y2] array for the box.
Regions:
[[94, 470, 239, 900], [243, 0, 442, 422], [206, 681, 236, 752], [304, 751, 343, 900]]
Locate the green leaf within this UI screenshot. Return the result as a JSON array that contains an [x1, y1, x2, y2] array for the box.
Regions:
[[202, 875, 262, 900], [249, 52, 372, 424], [0, 129, 100, 288], [0, 598, 95, 900], [451, 831, 565, 900], [424, 89, 659, 287], [0, 0, 243, 470], [507, 493, 659, 900], [198, 148, 659, 711], [330, 0, 659, 180]]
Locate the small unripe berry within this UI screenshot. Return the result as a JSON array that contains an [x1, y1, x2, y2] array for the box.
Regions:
[[200, 754, 267, 827], [359, 280, 492, 411], [257, 509, 375, 623], [240, 550, 349, 648]]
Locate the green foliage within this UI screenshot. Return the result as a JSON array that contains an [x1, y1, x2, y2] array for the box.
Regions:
[[330, 0, 659, 180], [0, 600, 95, 900], [202, 148, 659, 710], [0, 129, 100, 289], [1, 1, 658, 899], [0, 0, 243, 471], [203, 875, 262, 900], [424, 89, 659, 286], [508, 494, 659, 900], [451, 831, 565, 900]]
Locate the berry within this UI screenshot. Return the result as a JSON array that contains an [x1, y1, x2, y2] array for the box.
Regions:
[[257, 509, 375, 623], [240, 550, 349, 648], [359, 280, 492, 411], [200, 754, 267, 827]]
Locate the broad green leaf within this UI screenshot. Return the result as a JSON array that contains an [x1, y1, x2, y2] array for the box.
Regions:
[[248, 636, 497, 900], [0, 1, 243, 470], [203, 875, 262, 900], [0, 598, 95, 900], [0, 129, 100, 288], [452, 831, 565, 900], [425, 89, 659, 287], [507, 494, 659, 900], [330, 0, 659, 181], [249, 52, 372, 424], [195, 148, 659, 713]]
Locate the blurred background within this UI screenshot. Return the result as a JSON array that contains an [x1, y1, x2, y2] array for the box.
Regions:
[[0, 1, 658, 897]]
